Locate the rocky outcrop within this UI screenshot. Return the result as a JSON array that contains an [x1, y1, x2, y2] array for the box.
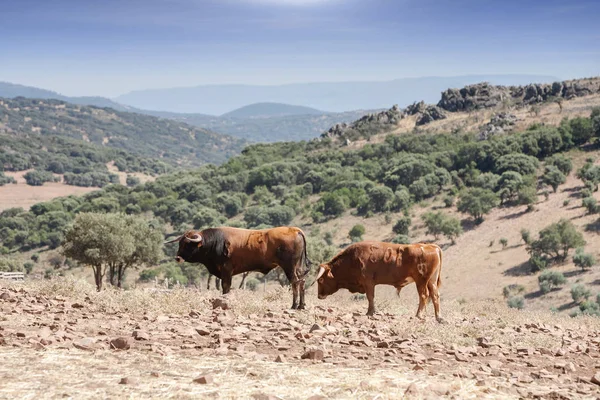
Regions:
[[438, 77, 600, 113], [416, 105, 447, 126], [321, 104, 403, 141], [478, 113, 518, 140]]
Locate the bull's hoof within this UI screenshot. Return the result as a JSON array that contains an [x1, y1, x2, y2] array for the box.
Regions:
[[291, 304, 298, 310], [366, 310, 376, 316], [436, 317, 447, 324], [297, 304, 306, 310]]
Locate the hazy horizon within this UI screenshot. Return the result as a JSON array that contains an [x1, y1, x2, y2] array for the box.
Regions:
[[2, 0, 599, 98]]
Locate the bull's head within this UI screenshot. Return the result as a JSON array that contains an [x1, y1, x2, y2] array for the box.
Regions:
[[163, 230, 204, 263], [315, 263, 337, 299]]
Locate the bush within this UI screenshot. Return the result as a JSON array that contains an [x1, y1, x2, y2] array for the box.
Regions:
[[245, 278, 259, 291], [545, 154, 573, 176], [500, 238, 508, 249], [507, 296, 524, 309], [563, 200, 570, 207], [23, 261, 34, 274], [126, 175, 141, 187], [538, 270, 566, 293], [520, 229, 531, 245], [503, 284, 525, 298], [573, 247, 596, 271], [348, 224, 366, 242], [582, 197, 598, 214], [138, 268, 160, 282], [571, 284, 591, 303], [528, 219, 585, 261], [392, 216, 411, 235], [443, 194, 454, 208], [579, 300, 600, 317], [541, 166, 566, 193], [31, 254, 40, 263], [529, 253, 549, 273], [391, 234, 410, 244], [24, 170, 58, 186]]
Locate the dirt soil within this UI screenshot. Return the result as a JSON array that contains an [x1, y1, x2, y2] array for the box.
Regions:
[[1, 279, 600, 399]]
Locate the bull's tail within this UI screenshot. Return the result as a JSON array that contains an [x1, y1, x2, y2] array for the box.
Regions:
[[436, 245, 442, 290], [298, 230, 313, 278]]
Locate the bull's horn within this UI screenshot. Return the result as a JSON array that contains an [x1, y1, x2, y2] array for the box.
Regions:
[[316, 266, 326, 280], [164, 235, 182, 244], [186, 233, 203, 243]]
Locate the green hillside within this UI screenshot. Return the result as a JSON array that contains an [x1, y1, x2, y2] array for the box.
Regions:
[[0, 97, 245, 168]]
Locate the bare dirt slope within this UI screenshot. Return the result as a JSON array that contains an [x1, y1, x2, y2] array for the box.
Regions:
[[0, 170, 97, 212], [1, 279, 600, 399]]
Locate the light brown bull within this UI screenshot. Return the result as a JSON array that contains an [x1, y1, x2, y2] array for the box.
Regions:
[[315, 241, 444, 322]]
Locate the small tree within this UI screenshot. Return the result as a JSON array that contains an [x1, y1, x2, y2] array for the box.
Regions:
[[538, 270, 566, 293], [457, 188, 499, 224], [503, 284, 525, 298], [500, 238, 508, 249], [571, 284, 591, 304], [573, 247, 595, 271], [348, 224, 366, 243], [392, 216, 411, 235], [422, 211, 462, 243], [126, 175, 141, 187], [582, 197, 598, 214], [541, 166, 566, 193], [528, 219, 585, 261]]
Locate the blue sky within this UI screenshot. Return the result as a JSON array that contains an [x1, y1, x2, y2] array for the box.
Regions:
[[1, 0, 599, 97]]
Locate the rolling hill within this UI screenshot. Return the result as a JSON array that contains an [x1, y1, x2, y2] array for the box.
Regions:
[[0, 97, 244, 168], [220, 102, 325, 118]]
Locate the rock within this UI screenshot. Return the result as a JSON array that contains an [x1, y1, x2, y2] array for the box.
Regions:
[[132, 330, 150, 341], [251, 394, 281, 400], [71, 303, 84, 309], [309, 324, 324, 333], [415, 105, 447, 126], [404, 382, 419, 396], [193, 375, 214, 384], [189, 311, 201, 318], [150, 371, 160, 378], [428, 383, 450, 396], [16, 332, 27, 338], [73, 337, 96, 351], [275, 354, 286, 363], [306, 396, 327, 400], [301, 349, 324, 361], [488, 360, 503, 369], [195, 327, 211, 336], [119, 377, 136, 385], [455, 353, 469, 362], [591, 373, 600, 386], [212, 298, 230, 310], [0, 292, 11, 301], [110, 337, 132, 350]]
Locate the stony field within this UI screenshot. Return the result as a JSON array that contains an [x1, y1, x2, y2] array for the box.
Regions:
[[1, 278, 600, 399]]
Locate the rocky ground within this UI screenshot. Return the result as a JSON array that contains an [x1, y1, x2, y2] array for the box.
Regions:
[[1, 279, 600, 399]]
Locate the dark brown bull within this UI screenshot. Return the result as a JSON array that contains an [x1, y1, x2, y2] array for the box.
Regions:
[[165, 226, 311, 309], [315, 241, 444, 322]]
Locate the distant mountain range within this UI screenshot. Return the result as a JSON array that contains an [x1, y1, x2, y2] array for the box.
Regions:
[[114, 75, 560, 114], [0, 74, 561, 142]]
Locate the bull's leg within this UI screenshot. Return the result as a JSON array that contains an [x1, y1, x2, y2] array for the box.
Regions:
[[207, 275, 212, 290], [365, 284, 376, 316], [283, 268, 299, 309], [415, 284, 429, 320], [216, 278, 221, 291], [428, 280, 444, 323], [221, 273, 232, 295], [297, 279, 306, 309]]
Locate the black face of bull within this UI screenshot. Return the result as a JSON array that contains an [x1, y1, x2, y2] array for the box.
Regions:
[[316, 264, 338, 299], [175, 240, 200, 263]]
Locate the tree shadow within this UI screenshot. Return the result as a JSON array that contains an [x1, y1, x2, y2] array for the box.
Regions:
[[585, 219, 600, 232], [524, 290, 545, 299], [557, 302, 577, 312], [460, 218, 478, 233], [503, 260, 531, 277], [590, 279, 600, 286], [564, 269, 587, 278], [499, 209, 530, 220], [489, 244, 524, 254]]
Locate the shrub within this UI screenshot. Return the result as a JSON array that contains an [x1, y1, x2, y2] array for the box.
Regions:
[[422, 211, 462, 243], [579, 300, 600, 317], [563, 199, 570, 207], [23, 261, 34, 274], [582, 197, 598, 214], [545, 154, 573, 176], [541, 166, 566, 193], [443, 194, 454, 207], [571, 284, 591, 303], [392, 216, 411, 235], [138, 268, 160, 282], [529, 253, 549, 273], [500, 238, 508, 249], [348, 224, 366, 242], [503, 284, 525, 298], [31, 254, 40, 263], [391, 234, 410, 244], [507, 296, 524, 309], [245, 278, 259, 291], [538, 270, 566, 293], [520, 229, 531, 245], [126, 175, 141, 187], [573, 247, 596, 271], [24, 171, 58, 186]]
